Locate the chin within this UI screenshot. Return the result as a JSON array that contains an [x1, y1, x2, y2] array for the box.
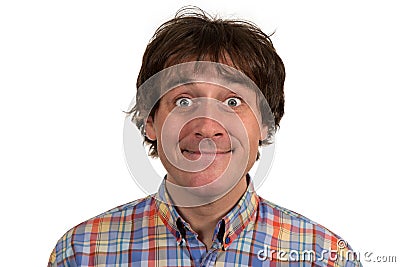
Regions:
[[178, 164, 243, 190], [176, 170, 224, 188]]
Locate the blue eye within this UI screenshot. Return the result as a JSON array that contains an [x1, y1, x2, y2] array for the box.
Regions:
[[175, 97, 193, 107], [223, 97, 242, 107]]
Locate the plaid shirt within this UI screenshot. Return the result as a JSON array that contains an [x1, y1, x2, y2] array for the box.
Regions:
[[48, 179, 362, 266]]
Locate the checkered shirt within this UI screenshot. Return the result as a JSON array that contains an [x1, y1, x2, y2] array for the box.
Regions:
[[48, 180, 362, 266]]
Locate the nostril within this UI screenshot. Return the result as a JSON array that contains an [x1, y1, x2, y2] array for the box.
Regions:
[[195, 132, 223, 138]]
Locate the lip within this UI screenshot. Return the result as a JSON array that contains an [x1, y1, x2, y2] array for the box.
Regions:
[[181, 150, 233, 161], [181, 149, 233, 154]]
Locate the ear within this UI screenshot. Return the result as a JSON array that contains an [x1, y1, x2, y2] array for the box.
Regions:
[[260, 125, 268, 141], [145, 116, 157, 141]]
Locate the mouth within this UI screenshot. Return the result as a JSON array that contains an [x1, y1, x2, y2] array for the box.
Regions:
[[181, 149, 233, 155], [181, 149, 233, 161]]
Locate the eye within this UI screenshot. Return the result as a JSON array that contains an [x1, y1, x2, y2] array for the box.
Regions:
[[223, 97, 242, 107], [175, 97, 193, 107]]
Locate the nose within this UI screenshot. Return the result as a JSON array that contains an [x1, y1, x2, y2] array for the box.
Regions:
[[193, 117, 225, 140]]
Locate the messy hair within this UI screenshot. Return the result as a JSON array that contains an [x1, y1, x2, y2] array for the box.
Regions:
[[128, 6, 285, 157]]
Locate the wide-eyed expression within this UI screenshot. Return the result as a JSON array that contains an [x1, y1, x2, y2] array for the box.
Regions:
[[146, 82, 265, 193]]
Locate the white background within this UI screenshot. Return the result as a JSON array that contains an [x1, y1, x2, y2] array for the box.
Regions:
[[1, 0, 399, 266]]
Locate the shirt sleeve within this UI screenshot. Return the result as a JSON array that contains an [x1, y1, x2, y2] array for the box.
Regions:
[[47, 230, 78, 267], [47, 248, 57, 267]]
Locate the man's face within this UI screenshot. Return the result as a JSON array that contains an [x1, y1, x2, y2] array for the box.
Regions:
[[145, 79, 265, 196]]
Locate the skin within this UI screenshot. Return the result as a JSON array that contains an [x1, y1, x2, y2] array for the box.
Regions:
[[145, 81, 265, 250]]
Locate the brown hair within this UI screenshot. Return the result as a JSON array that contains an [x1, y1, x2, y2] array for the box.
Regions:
[[129, 6, 285, 157]]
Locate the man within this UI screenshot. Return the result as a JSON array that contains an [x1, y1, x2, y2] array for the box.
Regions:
[[49, 7, 361, 266]]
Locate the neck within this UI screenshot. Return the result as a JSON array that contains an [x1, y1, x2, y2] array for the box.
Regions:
[[172, 176, 248, 249]]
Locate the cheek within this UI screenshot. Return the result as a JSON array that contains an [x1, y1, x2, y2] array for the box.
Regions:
[[242, 118, 261, 158], [156, 116, 189, 145], [177, 123, 192, 140], [242, 117, 261, 141]]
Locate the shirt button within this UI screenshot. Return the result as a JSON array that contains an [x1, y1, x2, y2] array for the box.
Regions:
[[225, 237, 230, 244]]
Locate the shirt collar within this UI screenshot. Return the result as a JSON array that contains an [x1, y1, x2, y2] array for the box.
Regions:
[[154, 175, 259, 249], [220, 176, 259, 249], [154, 178, 184, 242]]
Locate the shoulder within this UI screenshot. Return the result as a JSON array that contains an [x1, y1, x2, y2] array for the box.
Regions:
[[77, 194, 155, 229], [91, 194, 155, 221], [70, 194, 155, 235], [257, 196, 325, 227], [256, 196, 361, 266], [257, 196, 344, 243], [49, 195, 155, 266]]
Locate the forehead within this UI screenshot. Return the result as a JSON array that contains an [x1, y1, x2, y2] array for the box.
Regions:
[[157, 62, 260, 101], [161, 62, 251, 88], [161, 82, 248, 99]]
